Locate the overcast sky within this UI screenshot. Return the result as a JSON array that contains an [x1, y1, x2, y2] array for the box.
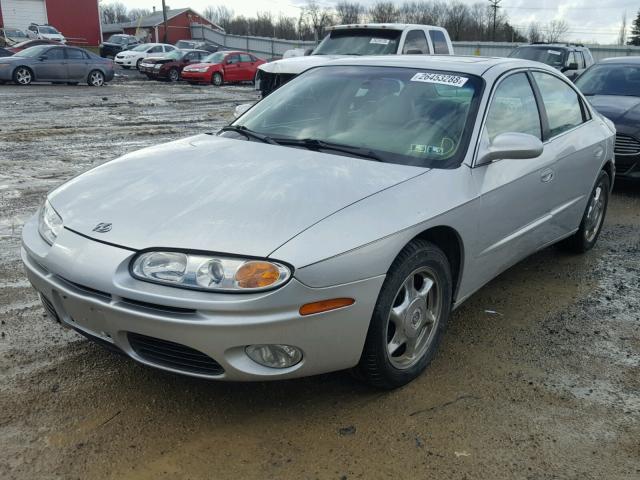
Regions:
[[121, 1, 638, 43]]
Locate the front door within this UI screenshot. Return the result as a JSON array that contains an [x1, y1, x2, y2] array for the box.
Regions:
[[32, 46, 67, 81], [469, 71, 557, 289]]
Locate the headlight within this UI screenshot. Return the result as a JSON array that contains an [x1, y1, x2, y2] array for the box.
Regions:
[[38, 199, 63, 245], [186, 67, 207, 73], [130, 251, 291, 292], [154, 64, 162, 69]]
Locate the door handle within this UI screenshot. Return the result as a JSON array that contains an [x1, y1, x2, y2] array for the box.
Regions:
[[541, 169, 554, 183]]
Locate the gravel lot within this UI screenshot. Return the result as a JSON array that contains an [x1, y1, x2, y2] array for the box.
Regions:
[[0, 71, 639, 479]]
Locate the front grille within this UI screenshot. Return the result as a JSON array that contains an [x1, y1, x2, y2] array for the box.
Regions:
[[40, 294, 60, 322], [128, 332, 224, 376], [614, 133, 640, 156]]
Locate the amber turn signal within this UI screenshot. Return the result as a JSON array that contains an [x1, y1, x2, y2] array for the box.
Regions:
[[299, 298, 355, 316], [235, 261, 281, 288]]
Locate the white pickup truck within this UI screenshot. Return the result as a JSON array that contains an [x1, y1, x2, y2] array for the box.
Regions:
[[256, 23, 454, 97]]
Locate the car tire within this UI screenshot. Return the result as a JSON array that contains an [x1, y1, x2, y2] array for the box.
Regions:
[[13, 66, 33, 86], [212, 72, 223, 86], [168, 68, 180, 82], [355, 239, 452, 389], [136, 58, 142, 70], [87, 70, 105, 87], [561, 170, 610, 253]]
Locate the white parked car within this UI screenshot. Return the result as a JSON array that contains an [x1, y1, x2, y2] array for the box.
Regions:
[[114, 43, 177, 69], [26, 23, 65, 43], [256, 23, 454, 96]]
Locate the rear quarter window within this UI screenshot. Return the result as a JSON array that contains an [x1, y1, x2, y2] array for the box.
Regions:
[[429, 30, 450, 55]]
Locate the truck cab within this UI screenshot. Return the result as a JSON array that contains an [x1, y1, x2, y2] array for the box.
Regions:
[[256, 24, 453, 96]]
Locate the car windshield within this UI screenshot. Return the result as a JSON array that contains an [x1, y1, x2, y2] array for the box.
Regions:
[[313, 29, 401, 55], [175, 40, 194, 48], [165, 50, 185, 60], [38, 26, 59, 34], [131, 44, 151, 52], [203, 51, 225, 63], [14, 45, 51, 57], [107, 35, 128, 44], [576, 64, 640, 97], [5, 29, 27, 37], [509, 47, 566, 67], [231, 66, 482, 168]]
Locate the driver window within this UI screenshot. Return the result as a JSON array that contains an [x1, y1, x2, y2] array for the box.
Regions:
[[485, 73, 541, 142], [226, 55, 239, 64]]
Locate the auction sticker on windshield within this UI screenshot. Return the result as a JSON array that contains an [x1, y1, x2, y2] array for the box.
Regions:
[[370, 38, 390, 45], [410, 73, 469, 87]]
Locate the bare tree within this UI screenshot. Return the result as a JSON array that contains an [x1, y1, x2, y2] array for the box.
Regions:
[[545, 19, 569, 43], [128, 8, 151, 21], [335, 1, 365, 25], [203, 5, 234, 31], [618, 12, 628, 46], [304, 1, 334, 41], [527, 22, 543, 43], [368, 2, 400, 23], [445, 2, 469, 41], [100, 1, 129, 24]]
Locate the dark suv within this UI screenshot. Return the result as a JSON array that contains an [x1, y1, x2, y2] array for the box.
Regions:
[[509, 43, 594, 81], [100, 34, 141, 58]]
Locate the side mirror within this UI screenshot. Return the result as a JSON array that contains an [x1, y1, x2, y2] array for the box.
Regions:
[[38, 56, 47, 61], [479, 132, 543, 164]]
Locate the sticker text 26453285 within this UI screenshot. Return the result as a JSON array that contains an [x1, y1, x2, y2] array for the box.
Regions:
[[410, 73, 469, 88]]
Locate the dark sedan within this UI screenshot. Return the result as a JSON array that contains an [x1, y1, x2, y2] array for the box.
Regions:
[[138, 49, 209, 82], [576, 57, 640, 179], [0, 45, 114, 86], [0, 47, 12, 58]]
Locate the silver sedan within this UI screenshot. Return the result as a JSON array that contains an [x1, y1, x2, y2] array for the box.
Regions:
[[22, 56, 615, 388]]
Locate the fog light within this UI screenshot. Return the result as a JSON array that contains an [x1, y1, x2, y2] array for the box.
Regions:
[[245, 344, 302, 369]]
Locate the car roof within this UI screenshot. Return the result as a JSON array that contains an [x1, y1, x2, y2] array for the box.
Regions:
[[320, 55, 554, 77], [328, 23, 447, 32], [599, 56, 640, 64]]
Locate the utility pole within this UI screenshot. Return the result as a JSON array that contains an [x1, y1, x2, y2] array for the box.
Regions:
[[489, 0, 502, 42], [161, 0, 169, 43]]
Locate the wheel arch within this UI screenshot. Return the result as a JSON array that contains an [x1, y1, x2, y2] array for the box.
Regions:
[[13, 65, 35, 81], [602, 160, 615, 191], [410, 225, 464, 303]]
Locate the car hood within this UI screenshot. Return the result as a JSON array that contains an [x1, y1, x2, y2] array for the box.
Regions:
[[586, 95, 640, 124], [48, 135, 425, 258], [258, 55, 346, 75]]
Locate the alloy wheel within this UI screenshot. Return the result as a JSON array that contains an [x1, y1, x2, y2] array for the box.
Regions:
[[89, 71, 104, 87], [15, 68, 32, 85], [169, 69, 179, 82], [585, 183, 606, 243], [386, 267, 442, 369]]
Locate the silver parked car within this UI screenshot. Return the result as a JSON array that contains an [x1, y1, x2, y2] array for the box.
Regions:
[[0, 45, 114, 86], [22, 56, 615, 388]]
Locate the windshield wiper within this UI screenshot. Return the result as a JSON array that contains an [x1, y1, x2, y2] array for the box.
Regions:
[[275, 138, 384, 162], [219, 125, 279, 145]]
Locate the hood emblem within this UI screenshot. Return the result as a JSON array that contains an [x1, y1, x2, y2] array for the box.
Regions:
[[92, 223, 112, 233]]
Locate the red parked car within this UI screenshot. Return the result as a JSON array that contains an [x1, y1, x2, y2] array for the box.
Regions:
[[181, 50, 265, 86], [8, 39, 60, 53]]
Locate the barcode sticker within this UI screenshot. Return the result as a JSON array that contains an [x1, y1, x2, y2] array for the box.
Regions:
[[410, 73, 469, 87]]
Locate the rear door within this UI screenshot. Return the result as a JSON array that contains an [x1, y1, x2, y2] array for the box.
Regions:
[[32, 46, 67, 80], [239, 53, 256, 81], [471, 71, 556, 284], [66, 48, 90, 80], [530, 70, 604, 237]]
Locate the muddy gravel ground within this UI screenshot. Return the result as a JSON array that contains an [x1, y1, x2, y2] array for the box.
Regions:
[[0, 72, 639, 480]]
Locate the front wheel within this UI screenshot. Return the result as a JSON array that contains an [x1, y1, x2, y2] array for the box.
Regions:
[[88, 70, 105, 87], [168, 68, 180, 82], [136, 58, 142, 70], [561, 170, 610, 253], [355, 239, 452, 389], [212, 72, 223, 86], [13, 67, 33, 85]]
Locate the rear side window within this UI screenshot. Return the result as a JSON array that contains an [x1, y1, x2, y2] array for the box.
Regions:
[[148, 46, 163, 53], [428, 30, 449, 55], [239, 54, 253, 62], [485, 73, 541, 142], [226, 54, 240, 64], [67, 49, 87, 60], [164, 45, 176, 52], [403, 30, 429, 54], [532, 72, 585, 138], [45, 48, 66, 60]]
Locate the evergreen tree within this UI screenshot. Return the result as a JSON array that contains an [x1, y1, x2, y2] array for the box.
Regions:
[[628, 9, 640, 45]]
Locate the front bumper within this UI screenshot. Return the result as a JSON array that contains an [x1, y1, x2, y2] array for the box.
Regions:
[[181, 71, 210, 83], [21, 216, 383, 381], [115, 57, 136, 67], [614, 154, 640, 179]]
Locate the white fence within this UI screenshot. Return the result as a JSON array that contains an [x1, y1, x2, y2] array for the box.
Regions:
[[191, 23, 640, 62]]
